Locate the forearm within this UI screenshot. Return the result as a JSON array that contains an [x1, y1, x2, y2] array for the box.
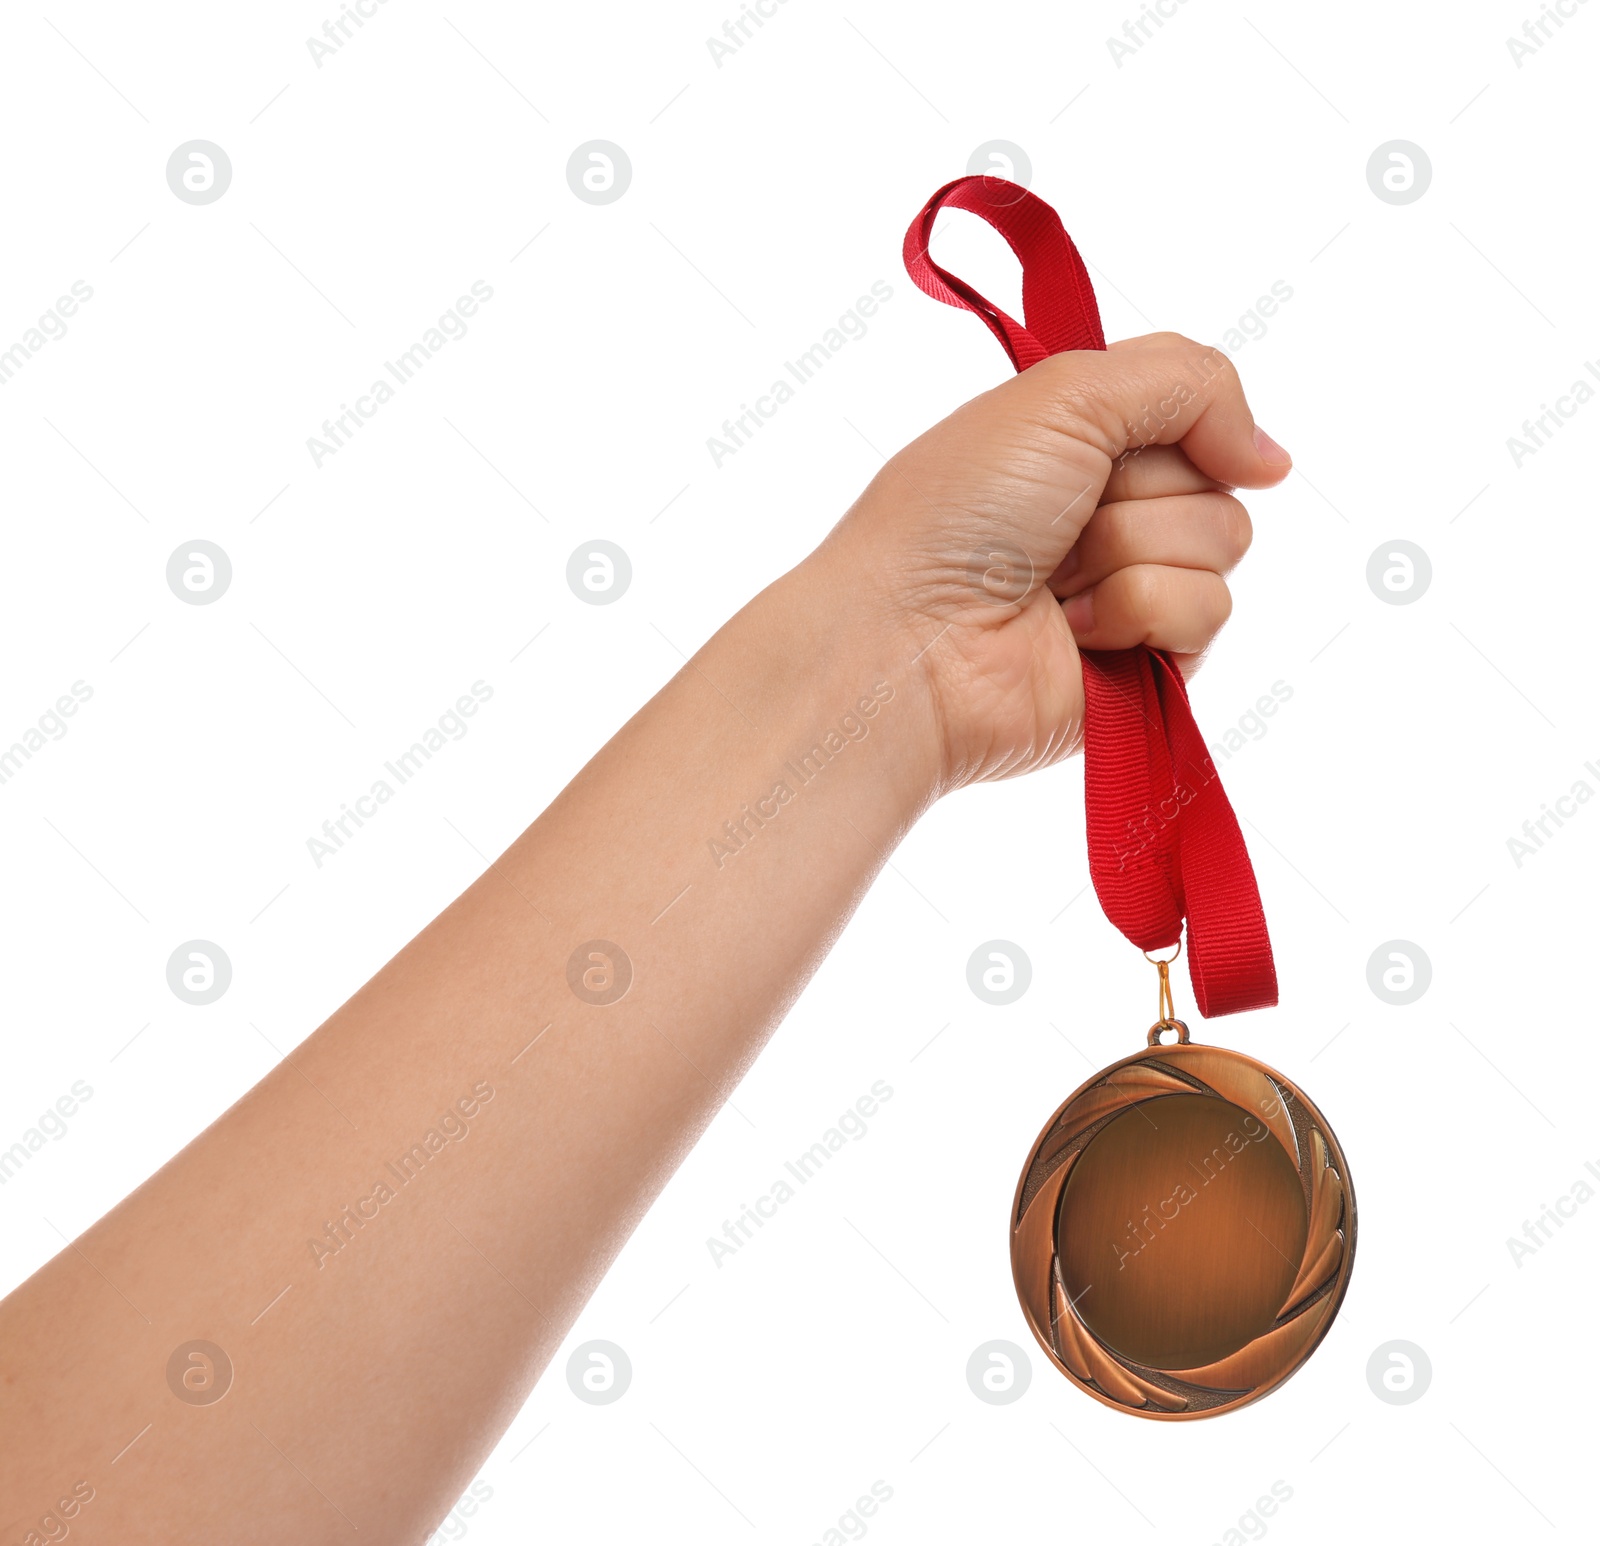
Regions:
[[0, 540, 939, 1540]]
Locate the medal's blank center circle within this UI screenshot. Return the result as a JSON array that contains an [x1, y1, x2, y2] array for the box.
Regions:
[[1058, 1093, 1307, 1371]]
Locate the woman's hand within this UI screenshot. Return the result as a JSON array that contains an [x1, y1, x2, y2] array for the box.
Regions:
[[826, 332, 1292, 791]]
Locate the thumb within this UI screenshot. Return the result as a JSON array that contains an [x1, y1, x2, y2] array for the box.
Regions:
[[1101, 332, 1293, 490]]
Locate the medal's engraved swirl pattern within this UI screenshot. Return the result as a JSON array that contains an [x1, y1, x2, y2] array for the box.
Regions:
[[1011, 1043, 1356, 1420], [1277, 1130, 1345, 1315], [1017, 1061, 1198, 1215]]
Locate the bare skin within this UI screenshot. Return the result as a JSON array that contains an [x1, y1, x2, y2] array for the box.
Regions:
[[0, 335, 1289, 1542]]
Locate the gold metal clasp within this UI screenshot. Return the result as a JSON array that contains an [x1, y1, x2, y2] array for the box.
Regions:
[[1142, 940, 1189, 1046]]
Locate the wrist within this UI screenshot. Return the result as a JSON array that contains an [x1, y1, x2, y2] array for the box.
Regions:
[[740, 542, 951, 823]]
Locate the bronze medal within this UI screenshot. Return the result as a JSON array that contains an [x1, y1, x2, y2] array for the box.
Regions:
[[1010, 960, 1356, 1419]]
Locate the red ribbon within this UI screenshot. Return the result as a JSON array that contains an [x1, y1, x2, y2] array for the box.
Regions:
[[903, 175, 1277, 1018]]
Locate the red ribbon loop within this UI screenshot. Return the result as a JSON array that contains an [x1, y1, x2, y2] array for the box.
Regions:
[[903, 175, 1277, 1018]]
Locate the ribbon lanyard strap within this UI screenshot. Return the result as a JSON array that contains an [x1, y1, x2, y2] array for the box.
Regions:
[[902, 176, 1278, 1018]]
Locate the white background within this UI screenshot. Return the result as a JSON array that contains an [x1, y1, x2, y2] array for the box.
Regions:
[[2, 1, 1597, 1541]]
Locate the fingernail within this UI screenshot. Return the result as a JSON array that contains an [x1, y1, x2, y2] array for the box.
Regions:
[[1063, 590, 1094, 635], [1254, 425, 1292, 468]]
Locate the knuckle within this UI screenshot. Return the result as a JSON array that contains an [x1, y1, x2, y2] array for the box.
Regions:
[[1214, 495, 1254, 565], [1150, 330, 1224, 371], [1122, 563, 1166, 618], [1206, 575, 1235, 631], [1026, 355, 1124, 456], [1109, 329, 1185, 353], [1028, 353, 1100, 397], [1194, 342, 1239, 386]]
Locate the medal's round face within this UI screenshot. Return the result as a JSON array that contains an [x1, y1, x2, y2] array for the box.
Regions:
[[1011, 1039, 1356, 1419]]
